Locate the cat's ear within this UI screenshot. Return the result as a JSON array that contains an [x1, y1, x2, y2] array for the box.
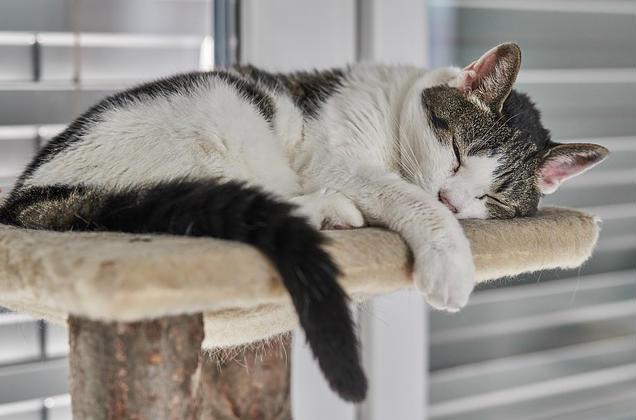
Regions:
[[538, 143, 609, 194], [456, 43, 521, 113]]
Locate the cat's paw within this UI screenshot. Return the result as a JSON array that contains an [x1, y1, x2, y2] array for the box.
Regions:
[[319, 192, 365, 230], [291, 189, 365, 230], [412, 231, 475, 312]]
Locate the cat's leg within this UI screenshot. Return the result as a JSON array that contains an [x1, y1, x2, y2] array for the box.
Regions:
[[290, 189, 365, 230], [320, 164, 475, 311]]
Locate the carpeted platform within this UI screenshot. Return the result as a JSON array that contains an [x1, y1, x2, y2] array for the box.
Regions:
[[0, 206, 599, 348]]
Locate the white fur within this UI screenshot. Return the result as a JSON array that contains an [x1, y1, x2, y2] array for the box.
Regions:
[[25, 64, 498, 311], [441, 154, 500, 219], [290, 189, 365, 230], [28, 80, 301, 198], [294, 66, 478, 310]]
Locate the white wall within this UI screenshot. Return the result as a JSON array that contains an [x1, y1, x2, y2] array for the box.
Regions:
[[357, 0, 428, 65], [241, 0, 356, 71]]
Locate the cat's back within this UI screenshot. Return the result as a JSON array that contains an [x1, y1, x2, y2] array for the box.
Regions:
[[17, 70, 293, 191]]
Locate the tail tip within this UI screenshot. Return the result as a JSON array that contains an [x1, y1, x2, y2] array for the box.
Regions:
[[331, 367, 368, 402]]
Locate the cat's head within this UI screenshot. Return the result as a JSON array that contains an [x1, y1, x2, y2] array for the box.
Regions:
[[401, 43, 608, 219]]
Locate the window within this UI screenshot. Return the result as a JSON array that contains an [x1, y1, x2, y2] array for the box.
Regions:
[[428, 2, 636, 418], [0, 1, 213, 418]]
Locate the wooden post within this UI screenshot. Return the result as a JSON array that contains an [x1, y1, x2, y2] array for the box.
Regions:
[[196, 335, 292, 420], [68, 314, 204, 420], [68, 315, 291, 420]]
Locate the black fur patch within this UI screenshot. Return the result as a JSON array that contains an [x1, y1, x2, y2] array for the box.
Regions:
[[235, 65, 286, 92], [502, 90, 551, 149], [237, 65, 346, 118], [0, 179, 367, 402], [279, 69, 346, 118]]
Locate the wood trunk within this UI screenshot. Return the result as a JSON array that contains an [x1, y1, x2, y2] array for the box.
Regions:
[[68, 314, 204, 420], [196, 335, 292, 420], [68, 314, 292, 420]]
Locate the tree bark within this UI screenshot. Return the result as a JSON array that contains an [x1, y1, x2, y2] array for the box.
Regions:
[[68, 314, 204, 420], [196, 334, 292, 420], [68, 315, 291, 420]]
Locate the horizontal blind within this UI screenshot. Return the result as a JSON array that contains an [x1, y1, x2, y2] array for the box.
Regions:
[[428, 1, 636, 419], [0, 1, 212, 418], [0, 0, 214, 192]]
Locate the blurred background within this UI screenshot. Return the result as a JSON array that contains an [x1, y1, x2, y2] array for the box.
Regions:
[[0, 0, 634, 419]]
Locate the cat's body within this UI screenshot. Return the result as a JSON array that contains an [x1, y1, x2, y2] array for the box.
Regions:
[[0, 43, 608, 401]]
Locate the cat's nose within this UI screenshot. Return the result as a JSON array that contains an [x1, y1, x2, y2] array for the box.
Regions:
[[438, 190, 458, 213]]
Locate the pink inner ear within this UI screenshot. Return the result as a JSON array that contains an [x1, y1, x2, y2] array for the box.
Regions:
[[539, 156, 594, 194], [459, 46, 501, 93]]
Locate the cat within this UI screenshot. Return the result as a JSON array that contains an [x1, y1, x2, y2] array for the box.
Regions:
[[0, 43, 608, 401]]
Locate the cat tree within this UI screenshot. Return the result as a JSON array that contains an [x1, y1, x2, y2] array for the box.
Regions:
[[0, 207, 599, 419]]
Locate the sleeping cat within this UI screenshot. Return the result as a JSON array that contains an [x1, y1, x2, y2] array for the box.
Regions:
[[0, 43, 608, 401]]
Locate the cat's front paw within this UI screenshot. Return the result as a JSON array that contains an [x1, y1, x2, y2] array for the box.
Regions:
[[412, 233, 475, 312], [319, 192, 365, 230], [291, 189, 365, 230]]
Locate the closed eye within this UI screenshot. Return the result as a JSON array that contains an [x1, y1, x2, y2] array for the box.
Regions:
[[479, 194, 518, 217], [429, 111, 450, 130], [478, 194, 509, 207], [452, 138, 462, 173]]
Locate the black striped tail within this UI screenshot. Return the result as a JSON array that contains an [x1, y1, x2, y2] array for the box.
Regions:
[[0, 179, 368, 401]]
